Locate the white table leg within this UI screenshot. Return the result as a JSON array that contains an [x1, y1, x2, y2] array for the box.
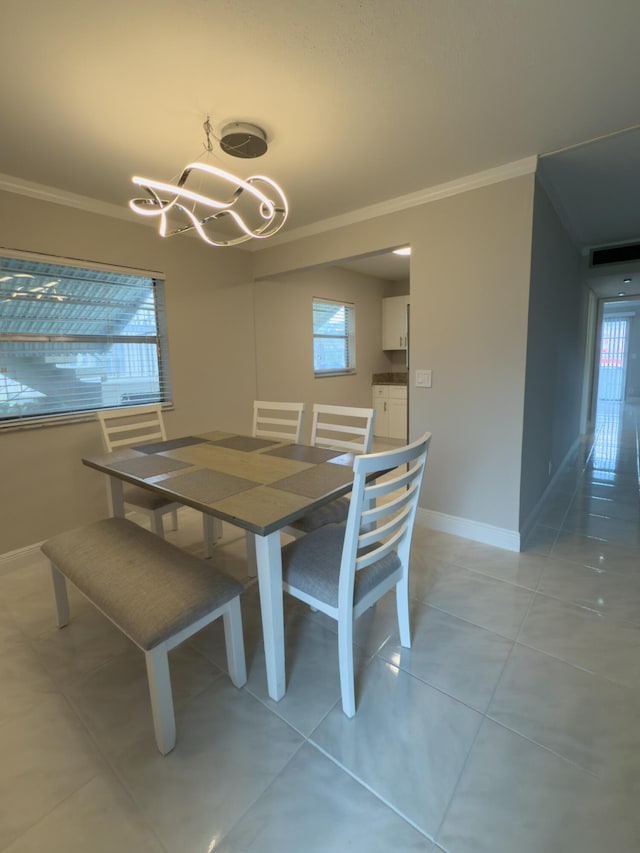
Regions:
[[106, 475, 125, 517], [245, 531, 257, 577], [254, 531, 285, 701]]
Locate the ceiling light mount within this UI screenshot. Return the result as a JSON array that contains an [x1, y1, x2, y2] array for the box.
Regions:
[[220, 122, 268, 159]]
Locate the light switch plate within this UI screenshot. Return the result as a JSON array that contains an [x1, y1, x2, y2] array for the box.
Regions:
[[415, 369, 432, 388]]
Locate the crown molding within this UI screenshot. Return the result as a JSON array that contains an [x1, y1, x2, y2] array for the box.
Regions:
[[0, 155, 538, 249], [0, 172, 133, 223], [252, 155, 538, 250]]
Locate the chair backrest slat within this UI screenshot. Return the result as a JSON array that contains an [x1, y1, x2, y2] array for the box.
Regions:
[[96, 405, 167, 452], [253, 401, 306, 442], [310, 404, 375, 454], [338, 433, 431, 604]]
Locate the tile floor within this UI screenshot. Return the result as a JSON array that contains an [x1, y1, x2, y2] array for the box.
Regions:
[[1, 406, 640, 851]]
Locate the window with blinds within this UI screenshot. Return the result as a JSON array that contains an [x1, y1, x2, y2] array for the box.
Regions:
[[312, 298, 356, 376], [0, 254, 171, 426]]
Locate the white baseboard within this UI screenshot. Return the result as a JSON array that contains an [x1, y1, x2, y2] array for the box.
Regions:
[[417, 507, 520, 552], [4, 507, 522, 572], [0, 540, 45, 574], [0, 511, 139, 571]]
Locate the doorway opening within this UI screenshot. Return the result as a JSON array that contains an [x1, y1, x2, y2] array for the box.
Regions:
[[324, 248, 411, 445], [597, 315, 630, 404], [590, 299, 638, 480]]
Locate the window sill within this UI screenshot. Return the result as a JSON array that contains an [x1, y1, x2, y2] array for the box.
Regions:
[[0, 402, 175, 433], [313, 370, 357, 378]]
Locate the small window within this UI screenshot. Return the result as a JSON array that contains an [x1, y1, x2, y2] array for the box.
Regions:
[[0, 253, 171, 426], [312, 298, 356, 376]]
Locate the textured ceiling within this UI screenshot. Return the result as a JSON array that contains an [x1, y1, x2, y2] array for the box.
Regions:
[[1, 1, 640, 260]]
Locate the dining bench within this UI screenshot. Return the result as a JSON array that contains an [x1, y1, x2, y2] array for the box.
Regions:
[[41, 516, 247, 755]]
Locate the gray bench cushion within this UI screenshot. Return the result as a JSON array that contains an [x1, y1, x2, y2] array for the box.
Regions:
[[42, 517, 242, 650], [281, 522, 401, 608]]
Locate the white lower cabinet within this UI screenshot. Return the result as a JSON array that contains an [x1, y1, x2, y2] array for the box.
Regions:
[[372, 385, 407, 439], [373, 392, 389, 437]]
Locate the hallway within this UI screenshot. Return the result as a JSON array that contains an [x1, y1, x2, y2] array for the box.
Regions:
[[528, 400, 640, 556], [0, 408, 638, 851]]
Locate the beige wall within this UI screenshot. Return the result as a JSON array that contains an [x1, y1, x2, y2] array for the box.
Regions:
[[0, 194, 400, 552], [1, 172, 538, 553], [0, 190, 254, 553], [253, 265, 395, 442], [254, 173, 536, 535]]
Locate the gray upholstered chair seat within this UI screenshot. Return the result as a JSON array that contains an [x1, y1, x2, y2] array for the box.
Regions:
[[123, 484, 177, 513], [282, 522, 401, 608], [288, 497, 350, 533]]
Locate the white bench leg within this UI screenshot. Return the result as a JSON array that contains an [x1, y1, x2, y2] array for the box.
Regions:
[[49, 563, 70, 628], [223, 598, 247, 687], [145, 644, 176, 755]]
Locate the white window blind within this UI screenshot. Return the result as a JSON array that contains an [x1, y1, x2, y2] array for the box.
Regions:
[[0, 254, 171, 427], [312, 298, 356, 376]]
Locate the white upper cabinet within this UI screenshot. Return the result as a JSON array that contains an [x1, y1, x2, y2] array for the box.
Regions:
[[382, 295, 409, 350]]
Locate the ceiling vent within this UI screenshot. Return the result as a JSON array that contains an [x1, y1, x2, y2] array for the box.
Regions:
[[591, 243, 640, 266]]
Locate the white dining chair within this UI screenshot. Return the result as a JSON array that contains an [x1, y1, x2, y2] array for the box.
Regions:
[[96, 405, 221, 557], [244, 400, 308, 576], [285, 404, 376, 535], [310, 403, 375, 454], [280, 432, 431, 716], [253, 400, 306, 443]]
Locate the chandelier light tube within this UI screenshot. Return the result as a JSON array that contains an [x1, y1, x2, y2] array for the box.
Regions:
[[129, 121, 288, 247]]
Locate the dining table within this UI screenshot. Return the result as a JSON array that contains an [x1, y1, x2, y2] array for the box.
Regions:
[[82, 429, 357, 702]]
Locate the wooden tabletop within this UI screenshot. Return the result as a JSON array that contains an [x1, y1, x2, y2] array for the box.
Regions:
[[83, 430, 356, 536]]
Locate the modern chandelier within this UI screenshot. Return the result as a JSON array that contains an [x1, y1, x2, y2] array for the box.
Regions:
[[129, 118, 288, 247]]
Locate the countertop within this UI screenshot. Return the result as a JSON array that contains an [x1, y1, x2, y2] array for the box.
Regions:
[[372, 372, 408, 386]]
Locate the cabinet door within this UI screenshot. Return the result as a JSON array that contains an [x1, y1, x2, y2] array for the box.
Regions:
[[382, 296, 409, 350], [372, 387, 389, 436], [388, 397, 407, 439]]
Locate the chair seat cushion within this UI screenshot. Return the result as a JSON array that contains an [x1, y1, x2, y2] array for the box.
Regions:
[[289, 497, 350, 533], [42, 518, 242, 650], [281, 523, 401, 608], [124, 484, 177, 512]]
